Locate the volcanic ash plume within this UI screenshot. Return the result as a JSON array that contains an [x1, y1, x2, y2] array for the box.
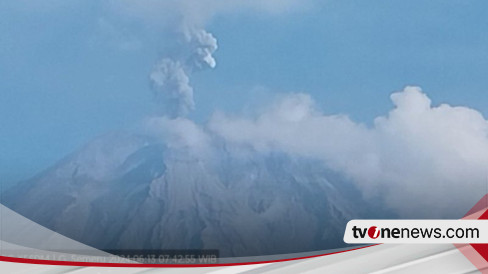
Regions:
[[150, 28, 218, 118]]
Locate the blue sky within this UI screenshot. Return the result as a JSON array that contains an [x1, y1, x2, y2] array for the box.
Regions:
[[2, 0, 488, 183]]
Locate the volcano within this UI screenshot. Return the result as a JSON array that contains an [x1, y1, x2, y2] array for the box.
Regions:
[[2, 131, 384, 257]]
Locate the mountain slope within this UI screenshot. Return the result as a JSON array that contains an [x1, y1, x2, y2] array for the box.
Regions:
[[2, 131, 381, 257]]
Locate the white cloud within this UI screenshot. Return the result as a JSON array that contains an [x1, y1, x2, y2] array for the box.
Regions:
[[208, 87, 488, 218], [143, 116, 211, 153]]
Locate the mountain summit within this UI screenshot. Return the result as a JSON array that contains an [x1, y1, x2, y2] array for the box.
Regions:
[[3, 131, 377, 257]]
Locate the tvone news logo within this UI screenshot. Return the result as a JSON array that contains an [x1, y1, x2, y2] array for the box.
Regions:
[[351, 225, 443, 239], [351, 225, 479, 240], [345, 220, 484, 244], [352, 226, 381, 239]]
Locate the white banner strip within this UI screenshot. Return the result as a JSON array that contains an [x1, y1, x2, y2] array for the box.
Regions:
[[344, 220, 488, 244]]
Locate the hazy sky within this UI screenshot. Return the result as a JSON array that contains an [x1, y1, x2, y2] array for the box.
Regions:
[[2, 0, 488, 183]]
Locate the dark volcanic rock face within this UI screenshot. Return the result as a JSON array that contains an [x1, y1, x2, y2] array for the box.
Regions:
[[2, 132, 379, 257]]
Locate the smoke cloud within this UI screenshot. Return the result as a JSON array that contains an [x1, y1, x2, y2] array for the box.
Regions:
[[149, 27, 217, 117], [107, 0, 307, 118]]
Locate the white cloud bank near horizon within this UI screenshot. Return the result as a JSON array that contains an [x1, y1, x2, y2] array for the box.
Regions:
[[146, 86, 488, 218]]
